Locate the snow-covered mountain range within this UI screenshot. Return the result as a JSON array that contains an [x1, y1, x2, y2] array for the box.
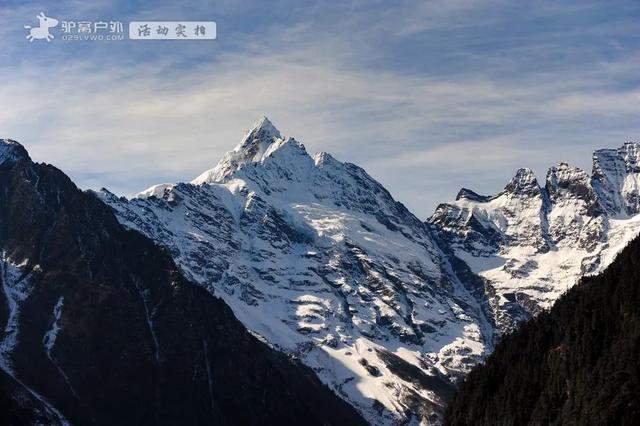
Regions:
[[430, 145, 640, 335], [99, 118, 640, 424]]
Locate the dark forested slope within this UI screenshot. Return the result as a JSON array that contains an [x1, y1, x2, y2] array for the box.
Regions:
[[445, 232, 640, 425]]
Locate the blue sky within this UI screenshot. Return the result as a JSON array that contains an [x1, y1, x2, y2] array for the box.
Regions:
[[1, 0, 639, 218]]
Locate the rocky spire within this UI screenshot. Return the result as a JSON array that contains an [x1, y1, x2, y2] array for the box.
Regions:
[[503, 168, 541, 197], [192, 116, 285, 184], [592, 142, 640, 216]]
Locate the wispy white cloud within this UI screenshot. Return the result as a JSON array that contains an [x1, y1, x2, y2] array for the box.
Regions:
[[1, 0, 639, 218]]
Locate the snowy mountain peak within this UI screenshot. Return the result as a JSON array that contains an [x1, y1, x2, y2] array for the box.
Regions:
[[239, 115, 282, 150], [101, 118, 496, 425], [192, 116, 286, 184], [503, 167, 540, 196], [189, 118, 406, 218], [545, 162, 595, 204]]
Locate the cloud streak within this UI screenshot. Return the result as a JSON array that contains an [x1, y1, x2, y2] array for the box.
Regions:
[[1, 0, 639, 218]]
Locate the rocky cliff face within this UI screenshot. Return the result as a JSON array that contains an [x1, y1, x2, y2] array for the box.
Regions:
[[0, 138, 365, 426], [592, 142, 640, 216], [429, 144, 640, 335]]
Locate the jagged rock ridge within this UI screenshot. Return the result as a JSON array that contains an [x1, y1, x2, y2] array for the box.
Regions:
[[429, 143, 640, 334]]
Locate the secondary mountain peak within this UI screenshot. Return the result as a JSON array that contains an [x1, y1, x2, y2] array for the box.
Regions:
[[545, 162, 596, 204], [503, 167, 540, 196], [430, 139, 640, 337]]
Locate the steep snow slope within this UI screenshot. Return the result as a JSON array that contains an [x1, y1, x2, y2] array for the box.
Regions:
[[100, 117, 494, 425], [99, 117, 640, 424], [429, 144, 640, 334]]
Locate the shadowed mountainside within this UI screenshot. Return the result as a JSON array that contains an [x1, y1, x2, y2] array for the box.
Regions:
[[0, 139, 365, 426], [445, 231, 640, 425]]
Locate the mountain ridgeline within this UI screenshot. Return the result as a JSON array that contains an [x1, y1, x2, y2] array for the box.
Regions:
[[0, 139, 365, 425], [2, 118, 640, 426], [99, 117, 640, 425], [445, 231, 640, 425], [100, 117, 496, 424], [429, 146, 640, 336]]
